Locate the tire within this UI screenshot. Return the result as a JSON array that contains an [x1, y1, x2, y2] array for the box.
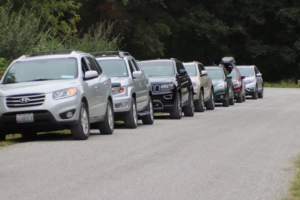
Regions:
[[258, 87, 264, 98], [195, 90, 205, 112], [205, 90, 215, 110], [252, 86, 258, 99], [99, 101, 114, 135], [229, 97, 235, 105], [170, 93, 182, 119], [142, 97, 154, 124], [223, 95, 229, 107], [184, 92, 194, 117], [124, 98, 138, 128], [71, 102, 90, 140], [243, 94, 246, 102], [237, 95, 243, 103], [21, 132, 37, 141], [0, 134, 5, 141]]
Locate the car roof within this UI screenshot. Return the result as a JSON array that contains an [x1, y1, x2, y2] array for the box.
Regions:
[[14, 50, 90, 62], [205, 66, 221, 70], [138, 59, 174, 63], [221, 57, 236, 64], [236, 65, 255, 68]]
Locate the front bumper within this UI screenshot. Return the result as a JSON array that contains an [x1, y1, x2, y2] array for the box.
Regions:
[[112, 95, 132, 112], [213, 88, 226, 102], [152, 93, 175, 112], [245, 83, 256, 95]]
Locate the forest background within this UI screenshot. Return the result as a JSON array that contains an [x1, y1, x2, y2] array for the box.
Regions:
[[0, 0, 299, 82]]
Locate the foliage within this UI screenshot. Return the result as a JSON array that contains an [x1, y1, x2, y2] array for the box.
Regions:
[[264, 79, 300, 88]]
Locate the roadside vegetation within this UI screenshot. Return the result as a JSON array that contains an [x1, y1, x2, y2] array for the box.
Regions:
[[284, 156, 300, 200], [265, 80, 300, 88]]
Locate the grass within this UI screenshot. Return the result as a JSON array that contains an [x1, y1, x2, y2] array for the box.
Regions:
[[265, 79, 300, 88], [283, 156, 300, 200]]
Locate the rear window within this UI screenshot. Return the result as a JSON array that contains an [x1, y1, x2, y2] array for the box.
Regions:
[[183, 64, 197, 76], [206, 69, 224, 79], [3, 58, 78, 84], [97, 60, 128, 77], [139, 61, 175, 76]]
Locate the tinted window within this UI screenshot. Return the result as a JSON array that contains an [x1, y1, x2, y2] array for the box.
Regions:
[[92, 58, 102, 74], [206, 69, 224, 79], [97, 60, 128, 77], [238, 68, 255, 77], [139, 61, 175, 76], [128, 60, 136, 73], [183, 64, 197, 76], [176, 62, 185, 73], [131, 59, 140, 71], [85, 57, 99, 74], [4, 58, 78, 84]]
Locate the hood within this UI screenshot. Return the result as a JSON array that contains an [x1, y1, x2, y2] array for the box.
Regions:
[[148, 76, 175, 84], [243, 76, 255, 81], [110, 77, 129, 85], [211, 79, 224, 87], [232, 78, 239, 83], [0, 79, 78, 97]]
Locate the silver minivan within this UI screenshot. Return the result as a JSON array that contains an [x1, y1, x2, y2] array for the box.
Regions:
[[0, 50, 114, 141], [236, 65, 264, 99]]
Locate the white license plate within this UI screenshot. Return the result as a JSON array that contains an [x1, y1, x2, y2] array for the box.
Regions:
[[16, 113, 34, 123]]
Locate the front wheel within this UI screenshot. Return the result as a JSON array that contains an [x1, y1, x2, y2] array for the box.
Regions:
[[252, 86, 258, 99], [195, 90, 205, 112], [71, 102, 90, 140], [170, 93, 182, 119], [124, 98, 138, 128], [184, 92, 194, 117], [258, 87, 264, 98], [21, 132, 37, 141], [243, 94, 246, 102], [99, 101, 114, 135], [142, 97, 154, 124], [205, 90, 215, 110]]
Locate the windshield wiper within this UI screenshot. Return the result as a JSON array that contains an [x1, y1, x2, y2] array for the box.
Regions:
[[26, 79, 56, 82]]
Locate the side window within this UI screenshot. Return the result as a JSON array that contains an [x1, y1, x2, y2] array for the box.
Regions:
[[176, 62, 184, 74], [81, 58, 88, 74], [85, 57, 99, 74], [131, 59, 141, 71], [128, 60, 136, 74], [198, 64, 205, 74], [92, 58, 102, 74], [254, 67, 259, 74]]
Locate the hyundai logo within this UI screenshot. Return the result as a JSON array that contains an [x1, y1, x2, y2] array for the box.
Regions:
[[20, 98, 30, 103]]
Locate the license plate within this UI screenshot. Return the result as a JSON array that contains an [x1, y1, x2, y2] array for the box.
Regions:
[[16, 113, 34, 123]]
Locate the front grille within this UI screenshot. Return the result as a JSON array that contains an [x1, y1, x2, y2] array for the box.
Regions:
[[6, 94, 46, 108], [152, 85, 161, 93]]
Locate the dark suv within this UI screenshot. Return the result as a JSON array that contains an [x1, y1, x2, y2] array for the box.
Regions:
[[138, 59, 194, 119]]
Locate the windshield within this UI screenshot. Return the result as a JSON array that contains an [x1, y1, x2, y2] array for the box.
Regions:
[[237, 68, 254, 77], [3, 58, 78, 84], [228, 69, 238, 78], [183, 64, 197, 76], [206, 69, 224, 79], [138, 62, 175, 76], [97, 60, 128, 77]]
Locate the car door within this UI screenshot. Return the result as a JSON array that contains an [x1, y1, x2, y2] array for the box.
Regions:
[[176, 62, 189, 104], [83, 57, 105, 120], [128, 59, 143, 111], [199, 64, 210, 100], [255, 66, 263, 91], [223, 67, 233, 98]]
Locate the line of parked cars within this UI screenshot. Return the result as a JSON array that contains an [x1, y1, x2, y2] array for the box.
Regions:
[[0, 50, 264, 141]]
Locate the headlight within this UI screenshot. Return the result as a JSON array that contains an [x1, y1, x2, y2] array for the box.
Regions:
[[112, 86, 125, 95], [53, 88, 77, 99], [161, 84, 174, 89], [233, 82, 240, 87], [215, 82, 225, 89], [244, 79, 255, 84]]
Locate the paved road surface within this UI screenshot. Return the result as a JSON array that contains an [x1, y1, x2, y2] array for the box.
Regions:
[[1, 88, 300, 200]]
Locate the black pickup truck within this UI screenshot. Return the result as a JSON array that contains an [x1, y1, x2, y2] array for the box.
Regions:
[[138, 58, 194, 119]]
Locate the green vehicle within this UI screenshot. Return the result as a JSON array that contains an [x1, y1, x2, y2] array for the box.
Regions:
[[205, 66, 234, 107]]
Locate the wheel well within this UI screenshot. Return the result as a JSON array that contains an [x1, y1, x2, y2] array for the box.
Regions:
[[82, 97, 88, 108], [149, 91, 152, 97], [132, 93, 136, 100], [108, 95, 113, 104]]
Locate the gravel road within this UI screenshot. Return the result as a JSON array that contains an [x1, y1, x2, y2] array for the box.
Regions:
[[1, 88, 300, 200]]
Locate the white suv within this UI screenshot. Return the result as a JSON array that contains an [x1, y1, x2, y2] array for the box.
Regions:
[[0, 50, 114, 141]]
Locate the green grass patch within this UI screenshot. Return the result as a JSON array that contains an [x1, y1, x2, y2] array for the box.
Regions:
[[265, 79, 300, 88], [284, 156, 300, 200]]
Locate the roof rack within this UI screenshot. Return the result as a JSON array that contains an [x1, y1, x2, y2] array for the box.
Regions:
[[220, 57, 236, 64], [30, 49, 82, 57], [90, 51, 131, 58], [170, 57, 180, 61]]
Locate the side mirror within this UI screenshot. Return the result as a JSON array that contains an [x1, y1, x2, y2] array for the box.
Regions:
[[133, 71, 142, 79], [241, 76, 245, 79], [227, 76, 232, 79], [179, 69, 187, 75], [84, 70, 98, 80], [201, 70, 207, 76], [256, 73, 262, 77]]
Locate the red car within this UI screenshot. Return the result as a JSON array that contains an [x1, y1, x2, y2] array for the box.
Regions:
[[228, 67, 246, 102]]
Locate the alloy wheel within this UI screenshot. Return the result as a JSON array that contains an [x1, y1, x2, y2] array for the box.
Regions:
[[108, 104, 114, 131], [81, 107, 89, 135], [149, 101, 154, 121], [133, 103, 138, 125]]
